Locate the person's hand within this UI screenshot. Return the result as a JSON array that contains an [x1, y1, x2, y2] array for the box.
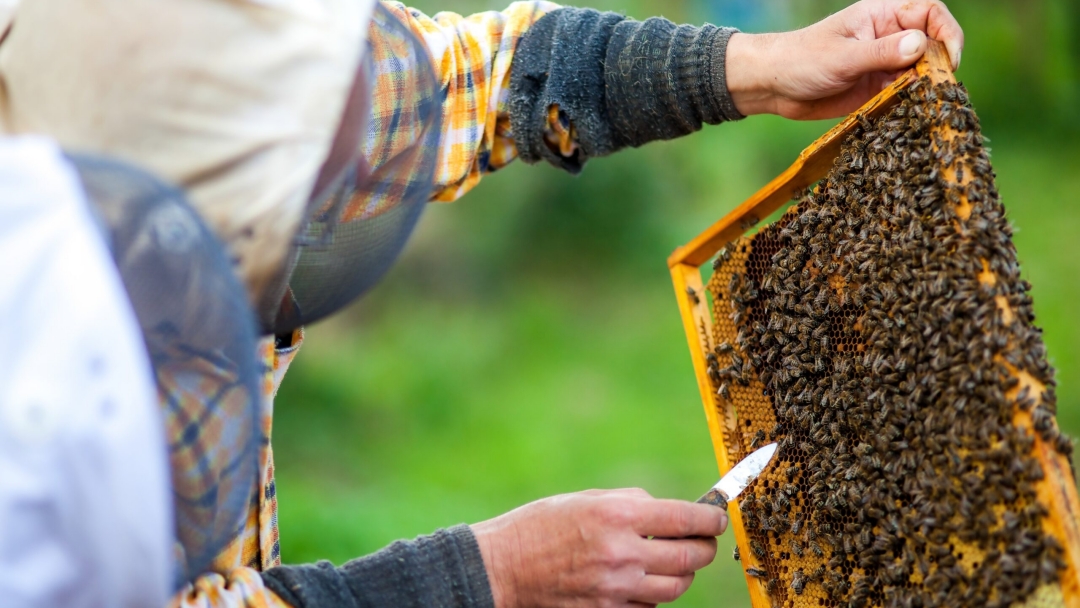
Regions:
[[725, 0, 964, 120], [471, 488, 728, 608]]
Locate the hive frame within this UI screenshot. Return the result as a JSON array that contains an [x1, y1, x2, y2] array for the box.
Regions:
[[668, 41, 1080, 607]]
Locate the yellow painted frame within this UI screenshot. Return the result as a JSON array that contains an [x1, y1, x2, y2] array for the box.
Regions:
[[667, 41, 1080, 607]]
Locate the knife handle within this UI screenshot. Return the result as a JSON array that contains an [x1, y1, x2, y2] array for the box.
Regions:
[[696, 488, 729, 510]]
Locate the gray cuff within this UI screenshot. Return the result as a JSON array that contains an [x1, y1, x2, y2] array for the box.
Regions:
[[261, 525, 493, 608], [708, 26, 744, 125], [508, 8, 742, 174]]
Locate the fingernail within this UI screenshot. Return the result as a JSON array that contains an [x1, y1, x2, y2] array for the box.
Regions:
[[899, 32, 924, 59], [946, 41, 962, 70]]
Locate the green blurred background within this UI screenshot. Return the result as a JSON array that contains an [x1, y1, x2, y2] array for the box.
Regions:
[[274, 0, 1080, 605]]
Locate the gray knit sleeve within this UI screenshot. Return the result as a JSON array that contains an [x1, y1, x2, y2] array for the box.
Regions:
[[508, 7, 742, 174], [260, 525, 493, 608]]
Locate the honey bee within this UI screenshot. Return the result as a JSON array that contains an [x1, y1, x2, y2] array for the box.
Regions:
[[717, 382, 730, 400], [685, 286, 700, 304], [750, 429, 766, 449], [1054, 434, 1073, 456], [790, 514, 803, 535], [791, 569, 806, 595], [749, 539, 768, 560]]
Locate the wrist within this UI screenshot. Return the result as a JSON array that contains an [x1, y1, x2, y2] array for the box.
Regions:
[[471, 519, 519, 608], [724, 32, 782, 116]]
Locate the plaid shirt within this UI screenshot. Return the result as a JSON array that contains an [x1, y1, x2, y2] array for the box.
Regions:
[[169, 2, 558, 606]]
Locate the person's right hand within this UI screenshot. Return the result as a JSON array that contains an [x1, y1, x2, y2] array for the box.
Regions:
[[471, 488, 728, 608], [725, 0, 965, 120]]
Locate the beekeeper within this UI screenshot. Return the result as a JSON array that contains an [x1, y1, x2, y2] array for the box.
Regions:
[[0, 0, 963, 606]]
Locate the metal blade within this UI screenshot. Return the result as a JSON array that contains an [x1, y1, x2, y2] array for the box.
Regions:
[[713, 443, 777, 501]]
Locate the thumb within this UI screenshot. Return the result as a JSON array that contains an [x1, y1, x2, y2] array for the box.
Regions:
[[850, 29, 927, 75]]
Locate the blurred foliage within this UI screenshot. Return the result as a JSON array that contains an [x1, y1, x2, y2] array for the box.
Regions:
[[274, 0, 1080, 605]]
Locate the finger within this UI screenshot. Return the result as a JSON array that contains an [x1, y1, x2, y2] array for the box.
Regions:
[[892, 0, 965, 70], [641, 537, 717, 575], [581, 488, 653, 499], [630, 574, 695, 604], [844, 29, 926, 78], [929, 3, 965, 71], [632, 499, 728, 538]]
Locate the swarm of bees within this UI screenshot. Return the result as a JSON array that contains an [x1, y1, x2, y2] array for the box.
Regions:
[[707, 76, 1071, 607]]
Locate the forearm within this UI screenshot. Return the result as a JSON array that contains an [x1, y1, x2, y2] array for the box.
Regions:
[[372, 2, 740, 198], [260, 525, 493, 608], [508, 8, 743, 173]]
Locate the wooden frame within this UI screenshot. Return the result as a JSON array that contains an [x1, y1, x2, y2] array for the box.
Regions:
[[668, 41, 1080, 607]]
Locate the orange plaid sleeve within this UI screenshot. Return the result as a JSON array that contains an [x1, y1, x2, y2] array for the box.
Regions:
[[167, 335, 292, 608], [170, 569, 291, 608], [381, 1, 561, 202]]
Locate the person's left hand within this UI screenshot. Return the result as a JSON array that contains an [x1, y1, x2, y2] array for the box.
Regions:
[[725, 0, 964, 120]]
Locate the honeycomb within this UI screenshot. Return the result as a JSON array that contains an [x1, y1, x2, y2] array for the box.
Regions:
[[703, 76, 1074, 608]]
